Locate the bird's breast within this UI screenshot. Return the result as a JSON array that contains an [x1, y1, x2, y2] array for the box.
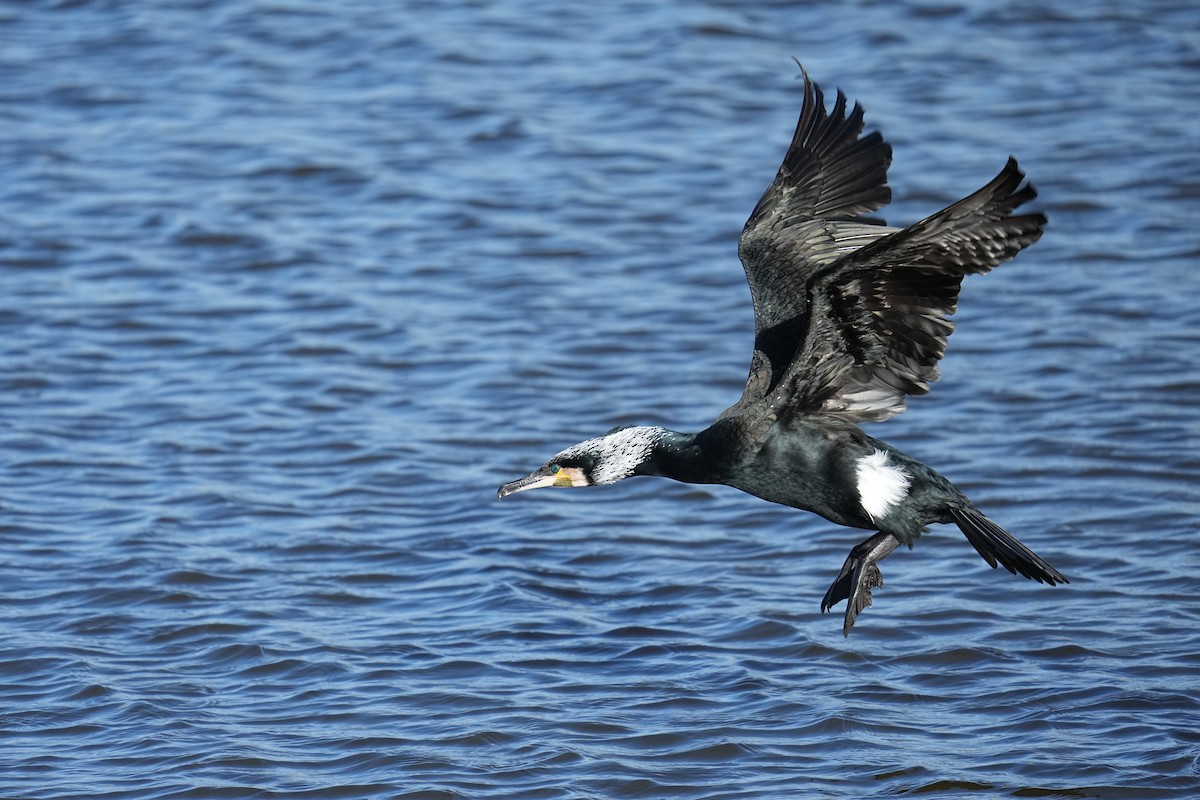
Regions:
[[725, 422, 875, 529]]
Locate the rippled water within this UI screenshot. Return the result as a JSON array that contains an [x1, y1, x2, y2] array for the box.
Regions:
[[2, 1, 1199, 798]]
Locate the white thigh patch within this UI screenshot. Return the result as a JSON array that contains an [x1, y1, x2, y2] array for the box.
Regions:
[[855, 449, 911, 522]]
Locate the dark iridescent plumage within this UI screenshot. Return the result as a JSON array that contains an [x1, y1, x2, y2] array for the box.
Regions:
[[499, 67, 1066, 635]]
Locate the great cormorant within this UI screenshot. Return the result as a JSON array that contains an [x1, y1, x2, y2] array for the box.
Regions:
[[498, 66, 1067, 635]]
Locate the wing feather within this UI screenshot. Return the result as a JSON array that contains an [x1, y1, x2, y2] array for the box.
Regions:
[[723, 66, 1046, 425], [725, 65, 893, 417], [786, 158, 1047, 421]]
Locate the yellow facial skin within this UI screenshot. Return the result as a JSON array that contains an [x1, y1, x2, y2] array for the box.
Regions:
[[552, 466, 588, 487], [497, 465, 590, 499]]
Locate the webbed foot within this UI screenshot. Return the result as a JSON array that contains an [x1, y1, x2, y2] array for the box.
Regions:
[[820, 532, 901, 636]]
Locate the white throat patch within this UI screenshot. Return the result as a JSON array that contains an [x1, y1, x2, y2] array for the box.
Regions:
[[855, 449, 911, 522], [555, 426, 665, 485]]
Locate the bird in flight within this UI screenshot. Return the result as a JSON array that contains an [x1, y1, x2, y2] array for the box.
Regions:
[[498, 66, 1067, 635]]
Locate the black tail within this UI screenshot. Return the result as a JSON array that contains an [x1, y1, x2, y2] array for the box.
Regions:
[[949, 505, 1068, 585]]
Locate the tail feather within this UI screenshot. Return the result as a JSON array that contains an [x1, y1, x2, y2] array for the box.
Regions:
[[949, 505, 1068, 585]]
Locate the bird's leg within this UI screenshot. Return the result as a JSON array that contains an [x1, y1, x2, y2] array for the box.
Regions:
[[820, 532, 901, 637]]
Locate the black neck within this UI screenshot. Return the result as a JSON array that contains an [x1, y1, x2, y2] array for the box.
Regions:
[[636, 429, 723, 485]]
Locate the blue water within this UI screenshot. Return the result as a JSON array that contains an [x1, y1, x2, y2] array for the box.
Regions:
[[2, 1, 1199, 797]]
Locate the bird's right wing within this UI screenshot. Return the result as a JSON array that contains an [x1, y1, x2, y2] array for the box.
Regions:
[[721, 65, 895, 418]]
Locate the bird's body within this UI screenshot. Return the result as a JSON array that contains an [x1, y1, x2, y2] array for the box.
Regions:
[[567, 417, 958, 542], [499, 66, 1066, 634], [716, 418, 954, 539]]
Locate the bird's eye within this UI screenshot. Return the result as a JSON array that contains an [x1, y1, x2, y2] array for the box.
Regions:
[[550, 464, 561, 474]]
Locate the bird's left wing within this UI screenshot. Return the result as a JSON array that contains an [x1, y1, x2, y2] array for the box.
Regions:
[[774, 157, 1046, 423]]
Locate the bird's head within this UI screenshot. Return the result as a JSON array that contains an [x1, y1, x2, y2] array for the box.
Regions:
[[497, 425, 666, 499]]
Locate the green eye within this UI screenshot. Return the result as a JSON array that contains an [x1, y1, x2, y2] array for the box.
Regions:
[[550, 464, 561, 474]]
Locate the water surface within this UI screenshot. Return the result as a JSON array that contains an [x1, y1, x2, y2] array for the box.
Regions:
[[2, 1, 1199, 797]]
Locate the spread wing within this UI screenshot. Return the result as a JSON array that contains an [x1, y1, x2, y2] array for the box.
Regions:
[[724, 66, 1046, 424], [778, 157, 1045, 421], [722, 65, 895, 418]]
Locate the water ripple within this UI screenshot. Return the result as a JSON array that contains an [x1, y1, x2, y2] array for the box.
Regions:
[[2, 0, 1200, 798]]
